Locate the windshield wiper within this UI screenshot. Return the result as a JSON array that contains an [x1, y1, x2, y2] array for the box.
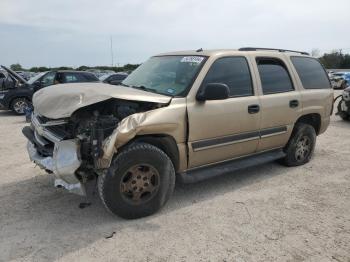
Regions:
[[131, 85, 159, 94]]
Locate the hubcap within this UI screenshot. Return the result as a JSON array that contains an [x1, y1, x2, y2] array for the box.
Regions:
[[295, 136, 311, 162], [13, 100, 28, 114], [120, 164, 160, 204]]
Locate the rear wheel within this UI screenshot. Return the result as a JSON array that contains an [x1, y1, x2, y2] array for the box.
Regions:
[[98, 143, 175, 219], [11, 98, 30, 115], [280, 123, 316, 166]]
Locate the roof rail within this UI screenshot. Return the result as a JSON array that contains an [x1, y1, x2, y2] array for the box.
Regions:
[[239, 47, 309, 56]]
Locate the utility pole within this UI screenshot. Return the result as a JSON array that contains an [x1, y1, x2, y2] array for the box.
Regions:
[[110, 36, 114, 67]]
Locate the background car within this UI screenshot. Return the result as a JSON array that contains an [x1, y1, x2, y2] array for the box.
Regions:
[[99, 72, 128, 85], [0, 66, 99, 114], [332, 72, 350, 86]]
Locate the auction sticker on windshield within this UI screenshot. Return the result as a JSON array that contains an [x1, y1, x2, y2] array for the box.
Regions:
[[180, 56, 204, 63]]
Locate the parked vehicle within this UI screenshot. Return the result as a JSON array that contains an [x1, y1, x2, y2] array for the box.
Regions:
[[335, 86, 350, 120], [329, 75, 347, 89], [0, 71, 6, 79], [333, 72, 350, 87], [15, 71, 32, 81], [100, 72, 128, 85], [0, 66, 99, 114], [23, 48, 333, 219]]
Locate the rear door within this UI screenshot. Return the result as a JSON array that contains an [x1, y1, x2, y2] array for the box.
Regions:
[[187, 56, 261, 168], [252, 56, 302, 152]]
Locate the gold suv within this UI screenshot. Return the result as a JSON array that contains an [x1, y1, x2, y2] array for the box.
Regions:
[[23, 47, 334, 219]]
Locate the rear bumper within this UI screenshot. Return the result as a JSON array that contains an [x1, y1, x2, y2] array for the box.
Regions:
[[23, 126, 86, 196]]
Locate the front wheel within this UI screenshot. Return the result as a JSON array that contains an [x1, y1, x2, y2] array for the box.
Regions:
[[279, 123, 316, 166], [98, 143, 175, 219], [11, 98, 30, 115]]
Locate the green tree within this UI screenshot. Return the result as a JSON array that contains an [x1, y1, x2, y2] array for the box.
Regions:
[[318, 50, 350, 69], [10, 63, 24, 71]]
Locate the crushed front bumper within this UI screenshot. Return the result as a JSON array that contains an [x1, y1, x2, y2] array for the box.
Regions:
[[23, 117, 86, 196]]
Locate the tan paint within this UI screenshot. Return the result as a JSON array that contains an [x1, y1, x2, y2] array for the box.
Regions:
[[33, 83, 171, 119], [31, 49, 333, 174], [99, 98, 187, 169]]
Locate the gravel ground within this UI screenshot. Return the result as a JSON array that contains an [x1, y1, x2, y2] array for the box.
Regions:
[[0, 91, 349, 262]]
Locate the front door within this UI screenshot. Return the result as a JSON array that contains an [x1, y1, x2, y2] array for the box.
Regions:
[[187, 56, 261, 168]]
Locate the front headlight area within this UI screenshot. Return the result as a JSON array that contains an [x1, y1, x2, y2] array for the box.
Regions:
[[342, 90, 350, 101]]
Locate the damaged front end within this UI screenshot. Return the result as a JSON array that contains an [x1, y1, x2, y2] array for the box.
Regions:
[[23, 98, 169, 196]]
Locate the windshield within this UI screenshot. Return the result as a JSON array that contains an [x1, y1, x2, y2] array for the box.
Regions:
[[99, 73, 113, 81], [122, 55, 206, 96], [28, 72, 47, 84]]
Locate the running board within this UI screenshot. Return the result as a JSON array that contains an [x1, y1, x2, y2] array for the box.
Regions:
[[178, 149, 286, 183]]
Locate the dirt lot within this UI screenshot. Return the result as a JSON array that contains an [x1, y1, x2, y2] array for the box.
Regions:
[[0, 91, 349, 262]]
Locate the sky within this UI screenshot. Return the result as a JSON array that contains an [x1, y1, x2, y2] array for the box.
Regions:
[[0, 0, 349, 68]]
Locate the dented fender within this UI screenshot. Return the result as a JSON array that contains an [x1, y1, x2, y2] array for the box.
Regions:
[[99, 98, 187, 168]]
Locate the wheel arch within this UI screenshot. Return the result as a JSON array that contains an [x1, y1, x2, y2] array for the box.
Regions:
[[294, 113, 321, 135], [9, 95, 31, 108], [123, 134, 180, 172]]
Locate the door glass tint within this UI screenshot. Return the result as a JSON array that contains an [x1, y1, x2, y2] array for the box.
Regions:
[[202, 57, 253, 97], [291, 57, 331, 89], [257, 58, 294, 94], [41, 72, 56, 87]]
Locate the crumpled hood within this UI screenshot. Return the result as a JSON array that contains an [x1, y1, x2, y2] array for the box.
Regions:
[[33, 83, 172, 119]]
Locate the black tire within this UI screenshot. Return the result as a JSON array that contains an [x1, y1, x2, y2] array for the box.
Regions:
[[10, 97, 30, 115], [337, 100, 350, 121], [279, 123, 316, 167], [98, 143, 175, 219]]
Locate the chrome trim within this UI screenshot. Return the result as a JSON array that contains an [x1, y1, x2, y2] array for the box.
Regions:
[[260, 130, 287, 138], [31, 113, 64, 143], [41, 119, 68, 126], [191, 126, 288, 152], [193, 136, 259, 152], [34, 130, 49, 146], [27, 140, 85, 196]]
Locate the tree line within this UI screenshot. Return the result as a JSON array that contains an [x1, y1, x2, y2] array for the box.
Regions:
[[9, 63, 140, 73], [8, 50, 350, 72], [318, 51, 350, 69]]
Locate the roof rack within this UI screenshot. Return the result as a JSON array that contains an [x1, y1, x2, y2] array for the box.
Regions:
[[239, 47, 309, 56]]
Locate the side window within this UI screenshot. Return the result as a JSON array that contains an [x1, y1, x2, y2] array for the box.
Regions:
[[257, 58, 294, 94], [64, 73, 79, 83], [114, 74, 127, 80], [291, 57, 331, 89], [202, 57, 253, 97], [41, 72, 56, 87], [82, 73, 98, 82]]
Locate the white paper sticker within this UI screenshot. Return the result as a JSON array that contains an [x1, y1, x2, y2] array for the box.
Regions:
[[180, 56, 204, 63]]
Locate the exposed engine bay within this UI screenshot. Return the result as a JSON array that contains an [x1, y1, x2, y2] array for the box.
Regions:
[[72, 99, 162, 170], [24, 98, 165, 183]]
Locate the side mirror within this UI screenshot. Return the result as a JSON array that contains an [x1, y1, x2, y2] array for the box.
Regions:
[[196, 83, 229, 101]]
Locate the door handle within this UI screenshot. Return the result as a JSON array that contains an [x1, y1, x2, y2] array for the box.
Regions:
[[248, 104, 260, 114], [289, 100, 299, 108]]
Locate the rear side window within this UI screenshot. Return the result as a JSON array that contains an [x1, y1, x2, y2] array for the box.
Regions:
[[202, 56, 253, 97], [82, 73, 99, 82], [64, 73, 79, 83], [291, 57, 331, 89], [257, 58, 294, 94]]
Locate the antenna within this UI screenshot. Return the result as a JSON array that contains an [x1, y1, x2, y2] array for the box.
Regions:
[[110, 36, 114, 67]]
